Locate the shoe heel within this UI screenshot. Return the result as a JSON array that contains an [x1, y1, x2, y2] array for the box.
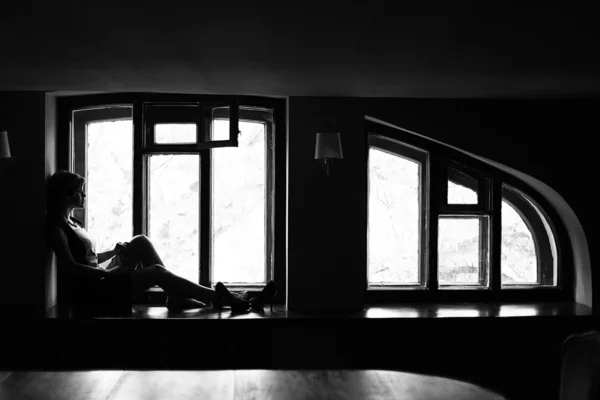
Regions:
[[269, 290, 277, 312]]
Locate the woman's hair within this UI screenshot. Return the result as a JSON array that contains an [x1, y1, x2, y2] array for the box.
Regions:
[[46, 170, 85, 225]]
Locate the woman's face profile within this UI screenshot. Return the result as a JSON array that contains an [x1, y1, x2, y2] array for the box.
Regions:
[[68, 183, 86, 209]]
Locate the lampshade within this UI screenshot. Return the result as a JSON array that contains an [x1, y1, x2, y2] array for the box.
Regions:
[[314, 132, 343, 160], [0, 131, 10, 159]]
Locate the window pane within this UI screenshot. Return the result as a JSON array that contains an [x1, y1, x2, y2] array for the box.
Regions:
[[500, 182, 551, 285], [86, 120, 133, 257], [438, 216, 489, 286], [149, 155, 199, 282], [211, 120, 266, 284], [368, 147, 421, 285], [501, 199, 537, 284], [448, 181, 478, 204], [211, 108, 230, 141], [447, 167, 478, 204], [155, 124, 196, 144]]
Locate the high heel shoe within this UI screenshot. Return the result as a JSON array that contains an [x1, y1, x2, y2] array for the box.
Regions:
[[214, 282, 250, 312], [249, 280, 277, 311]]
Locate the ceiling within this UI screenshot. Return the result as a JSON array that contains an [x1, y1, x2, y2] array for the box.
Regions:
[[1, 1, 599, 98]]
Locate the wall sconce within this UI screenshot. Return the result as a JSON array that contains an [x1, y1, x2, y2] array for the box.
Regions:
[[0, 130, 14, 179], [314, 132, 343, 178]]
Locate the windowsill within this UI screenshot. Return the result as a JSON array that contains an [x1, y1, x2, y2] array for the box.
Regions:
[[45, 301, 593, 319], [145, 285, 268, 292], [366, 285, 562, 291]]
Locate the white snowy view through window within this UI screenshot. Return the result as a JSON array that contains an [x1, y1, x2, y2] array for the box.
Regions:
[[368, 148, 421, 285], [211, 120, 267, 284], [86, 120, 133, 261]]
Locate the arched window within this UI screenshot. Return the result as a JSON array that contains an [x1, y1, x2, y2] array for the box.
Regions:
[[366, 119, 565, 301], [501, 185, 557, 287], [367, 135, 427, 286]]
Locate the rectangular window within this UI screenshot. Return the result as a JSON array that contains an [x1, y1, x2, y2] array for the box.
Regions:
[[438, 215, 490, 287], [72, 107, 134, 260], [148, 154, 200, 283], [67, 97, 277, 289], [154, 124, 196, 144], [211, 120, 267, 284]]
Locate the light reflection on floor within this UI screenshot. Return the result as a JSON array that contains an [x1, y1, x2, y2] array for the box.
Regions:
[[0, 370, 507, 400]]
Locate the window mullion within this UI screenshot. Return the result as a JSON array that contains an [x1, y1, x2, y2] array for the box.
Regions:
[[428, 156, 442, 292], [491, 178, 502, 291], [199, 107, 211, 286], [133, 100, 146, 236], [265, 122, 274, 283], [272, 103, 286, 303], [72, 117, 87, 227]]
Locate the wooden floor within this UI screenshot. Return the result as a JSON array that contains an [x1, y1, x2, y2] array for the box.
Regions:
[[0, 370, 506, 400], [5, 303, 595, 400]]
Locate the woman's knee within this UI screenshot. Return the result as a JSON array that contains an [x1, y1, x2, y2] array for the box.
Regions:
[[127, 234, 154, 253], [129, 234, 151, 246]]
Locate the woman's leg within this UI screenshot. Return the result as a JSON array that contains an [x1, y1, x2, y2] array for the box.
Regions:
[[121, 235, 199, 307], [121, 235, 165, 268], [129, 265, 219, 304], [123, 235, 248, 309]]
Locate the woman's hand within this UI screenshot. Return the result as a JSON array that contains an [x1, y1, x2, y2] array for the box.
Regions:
[[98, 242, 129, 265], [113, 242, 128, 255]]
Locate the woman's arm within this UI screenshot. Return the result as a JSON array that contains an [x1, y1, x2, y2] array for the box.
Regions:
[[97, 242, 127, 265], [47, 227, 109, 279], [97, 249, 117, 265]]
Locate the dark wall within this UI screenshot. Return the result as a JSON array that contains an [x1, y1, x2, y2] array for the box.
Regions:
[[287, 98, 367, 312], [45, 94, 58, 309], [0, 91, 49, 317], [366, 98, 598, 309]]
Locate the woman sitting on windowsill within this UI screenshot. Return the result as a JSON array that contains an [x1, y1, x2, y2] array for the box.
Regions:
[[45, 170, 259, 314]]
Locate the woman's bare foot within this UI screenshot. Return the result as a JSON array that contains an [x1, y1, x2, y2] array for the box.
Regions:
[[166, 296, 206, 311]]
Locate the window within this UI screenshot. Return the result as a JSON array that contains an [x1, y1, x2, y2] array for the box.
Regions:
[[72, 107, 133, 254], [148, 153, 200, 282], [367, 135, 427, 287], [438, 163, 491, 288], [366, 119, 567, 302], [211, 118, 271, 284], [61, 94, 285, 294], [501, 185, 557, 287], [447, 167, 478, 205], [438, 215, 490, 286]]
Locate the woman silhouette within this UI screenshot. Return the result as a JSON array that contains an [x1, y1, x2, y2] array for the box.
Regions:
[[45, 170, 250, 314]]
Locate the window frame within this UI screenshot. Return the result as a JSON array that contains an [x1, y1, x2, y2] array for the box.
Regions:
[[442, 161, 491, 212], [438, 160, 492, 289], [70, 106, 133, 228], [365, 118, 572, 303], [57, 93, 287, 303], [367, 135, 429, 289], [208, 107, 276, 286], [500, 184, 557, 287]]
